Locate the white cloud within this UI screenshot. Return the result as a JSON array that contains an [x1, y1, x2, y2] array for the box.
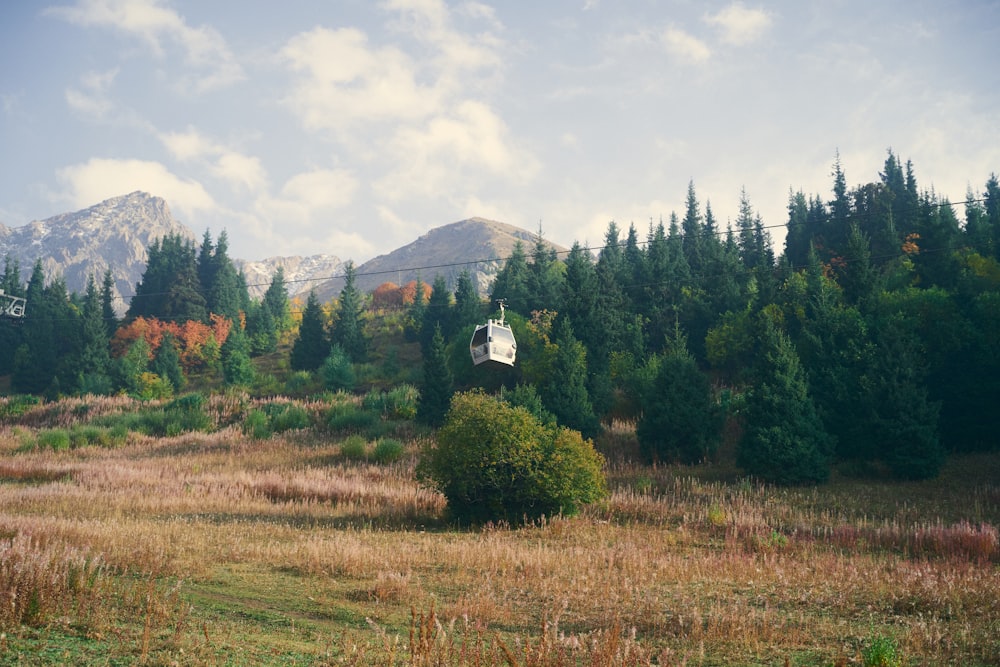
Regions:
[[280, 26, 440, 133], [160, 127, 266, 192], [55, 157, 215, 216], [65, 68, 118, 118], [46, 0, 244, 91], [160, 127, 211, 161], [251, 168, 363, 255], [704, 3, 773, 46], [376, 101, 539, 202], [280, 169, 359, 211], [384, 0, 503, 74], [662, 27, 711, 63], [211, 152, 266, 193]]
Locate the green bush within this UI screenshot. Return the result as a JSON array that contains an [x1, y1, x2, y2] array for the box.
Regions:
[[862, 629, 902, 667], [321, 346, 356, 391], [243, 410, 272, 440], [284, 370, 319, 396], [417, 391, 607, 525], [94, 394, 213, 438], [362, 384, 419, 420], [0, 394, 41, 419], [34, 429, 71, 452], [269, 404, 311, 432], [371, 438, 404, 464], [325, 403, 377, 434], [340, 435, 368, 461]]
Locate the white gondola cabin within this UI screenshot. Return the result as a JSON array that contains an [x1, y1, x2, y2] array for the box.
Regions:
[[0, 289, 26, 319], [470, 301, 517, 367]]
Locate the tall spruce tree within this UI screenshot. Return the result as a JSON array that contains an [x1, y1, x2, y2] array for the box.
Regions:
[[542, 316, 600, 440], [451, 269, 482, 338], [331, 261, 367, 363], [12, 261, 57, 394], [490, 241, 531, 314], [221, 323, 255, 386], [263, 266, 292, 332], [290, 289, 329, 371], [100, 269, 118, 338], [417, 323, 453, 427], [527, 226, 563, 314], [636, 328, 723, 464], [863, 313, 944, 479], [152, 331, 185, 392], [77, 274, 113, 394], [421, 274, 452, 352], [205, 230, 242, 321], [738, 313, 833, 485]]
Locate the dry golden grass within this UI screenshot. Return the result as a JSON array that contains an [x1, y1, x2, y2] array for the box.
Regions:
[[0, 399, 998, 665]]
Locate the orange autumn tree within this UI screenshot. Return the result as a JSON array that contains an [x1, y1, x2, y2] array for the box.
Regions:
[[112, 315, 233, 372], [372, 281, 403, 308]]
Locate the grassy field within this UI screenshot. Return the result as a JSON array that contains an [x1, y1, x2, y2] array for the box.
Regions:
[[0, 393, 998, 665]]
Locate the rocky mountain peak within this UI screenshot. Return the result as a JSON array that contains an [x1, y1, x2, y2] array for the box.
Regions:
[[1, 197, 562, 313], [0, 192, 195, 313]]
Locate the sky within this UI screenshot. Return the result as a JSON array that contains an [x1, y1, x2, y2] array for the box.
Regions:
[[1, 1, 998, 264]]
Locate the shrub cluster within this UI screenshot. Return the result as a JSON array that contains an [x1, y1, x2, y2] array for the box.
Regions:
[[242, 401, 312, 439], [418, 391, 607, 524]]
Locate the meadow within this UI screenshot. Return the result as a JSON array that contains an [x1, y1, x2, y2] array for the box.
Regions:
[[0, 392, 998, 666]]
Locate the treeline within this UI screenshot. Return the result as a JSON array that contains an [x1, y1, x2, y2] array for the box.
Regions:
[[3, 150, 999, 485], [0, 230, 293, 398], [455, 151, 1000, 483]]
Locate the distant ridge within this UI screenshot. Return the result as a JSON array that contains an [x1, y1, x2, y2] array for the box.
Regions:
[[1, 197, 563, 310], [314, 217, 567, 301]]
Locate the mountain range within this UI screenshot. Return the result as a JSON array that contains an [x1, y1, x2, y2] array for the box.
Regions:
[[0, 192, 565, 312]]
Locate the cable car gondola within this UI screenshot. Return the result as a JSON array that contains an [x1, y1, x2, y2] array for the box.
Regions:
[[0, 289, 26, 320], [470, 300, 516, 367]]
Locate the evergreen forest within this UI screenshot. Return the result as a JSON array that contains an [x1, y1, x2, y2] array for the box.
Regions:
[[3, 151, 1000, 486]]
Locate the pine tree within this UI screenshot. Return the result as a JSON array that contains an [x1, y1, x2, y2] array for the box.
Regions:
[[290, 289, 329, 371], [784, 189, 812, 269], [636, 328, 722, 464], [77, 274, 113, 394], [331, 261, 367, 363], [450, 269, 482, 338], [912, 193, 962, 289], [417, 323, 453, 427], [100, 269, 118, 339], [221, 323, 255, 386], [964, 186, 991, 256], [863, 314, 944, 479], [245, 301, 278, 355], [681, 181, 705, 278], [406, 275, 427, 343], [527, 225, 563, 313], [421, 274, 452, 352], [826, 151, 851, 253], [206, 231, 242, 321], [738, 314, 833, 485], [490, 240, 531, 314], [128, 233, 205, 322], [321, 345, 355, 391], [151, 331, 185, 392], [263, 266, 292, 332], [841, 225, 876, 306], [12, 261, 58, 394], [542, 316, 600, 440]]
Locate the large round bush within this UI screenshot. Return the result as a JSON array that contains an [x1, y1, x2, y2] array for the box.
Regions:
[[418, 391, 606, 525]]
